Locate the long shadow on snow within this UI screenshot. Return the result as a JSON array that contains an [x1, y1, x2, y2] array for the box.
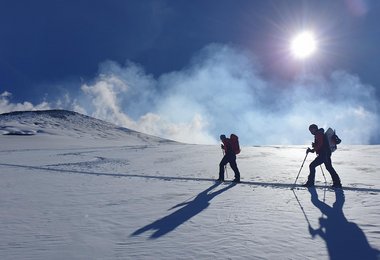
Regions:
[[131, 182, 236, 239], [305, 187, 380, 259], [1, 163, 379, 193]]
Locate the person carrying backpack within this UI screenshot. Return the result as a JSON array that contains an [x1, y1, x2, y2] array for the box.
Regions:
[[303, 124, 342, 188], [218, 134, 241, 183]]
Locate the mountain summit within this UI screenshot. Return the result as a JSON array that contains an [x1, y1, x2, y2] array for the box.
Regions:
[[0, 109, 172, 144]]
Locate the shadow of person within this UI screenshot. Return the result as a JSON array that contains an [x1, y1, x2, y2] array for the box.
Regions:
[[307, 187, 380, 260], [131, 182, 237, 239]]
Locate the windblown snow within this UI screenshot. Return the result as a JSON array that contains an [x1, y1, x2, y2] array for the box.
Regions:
[[0, 110, 379, 259]]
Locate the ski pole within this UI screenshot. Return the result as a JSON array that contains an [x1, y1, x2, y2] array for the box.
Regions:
[[320, 165, 327, 185], [222, 149, 228, 179], [291, 151, 309, 189]]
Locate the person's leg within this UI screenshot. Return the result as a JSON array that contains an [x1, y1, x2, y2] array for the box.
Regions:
[[306, 155, 324, 185], [218, 156, 228, 180], [324, 156, 341, 187], [229, 158, 240, 181]]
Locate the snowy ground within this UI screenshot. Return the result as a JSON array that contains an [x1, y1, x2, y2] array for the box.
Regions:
[[0, 110, 379, 259]]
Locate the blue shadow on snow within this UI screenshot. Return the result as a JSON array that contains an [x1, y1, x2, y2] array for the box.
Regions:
[[131, 182, 236, 239], [307, 187, 380, 259]]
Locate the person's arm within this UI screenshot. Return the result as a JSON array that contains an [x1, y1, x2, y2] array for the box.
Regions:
[[221, 140, 226, 151]]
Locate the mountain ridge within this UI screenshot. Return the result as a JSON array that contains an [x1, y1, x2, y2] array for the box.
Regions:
[[0, 109, 174, 144]]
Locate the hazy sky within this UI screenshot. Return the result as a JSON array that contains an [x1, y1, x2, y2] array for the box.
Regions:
[[1, 0, 379, 144]]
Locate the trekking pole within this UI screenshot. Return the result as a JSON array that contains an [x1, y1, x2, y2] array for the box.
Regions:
[[222, 150, 228, 179], [291, 151, 309, 189], [320, 165, 327, 186]]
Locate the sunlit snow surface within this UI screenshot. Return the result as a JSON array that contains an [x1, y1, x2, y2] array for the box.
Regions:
[[0, 110, 379, 259]]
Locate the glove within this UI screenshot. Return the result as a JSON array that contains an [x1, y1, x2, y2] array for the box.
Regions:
[[221, 144, 224, 150], [306, 148, 314, 154]]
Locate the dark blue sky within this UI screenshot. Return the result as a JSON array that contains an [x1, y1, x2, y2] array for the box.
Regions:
[[1, 0, 379, 102], [1, 0, 380, 144]]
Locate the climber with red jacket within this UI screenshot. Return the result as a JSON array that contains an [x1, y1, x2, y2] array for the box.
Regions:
[[303, 124, 342, 188], [218, 134, 241, 183]]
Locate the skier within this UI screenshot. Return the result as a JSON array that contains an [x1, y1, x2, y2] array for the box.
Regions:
[[218, 134, 241, 183], [303, 124, 342, 188]]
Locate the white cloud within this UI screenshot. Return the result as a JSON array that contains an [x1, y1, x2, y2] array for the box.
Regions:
[[77, 44, 379, 144], [2, 44, 379, 144], [0, 91, 50, 114]]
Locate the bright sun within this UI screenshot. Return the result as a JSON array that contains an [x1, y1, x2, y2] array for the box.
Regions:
[[290, 31, 317, 59]]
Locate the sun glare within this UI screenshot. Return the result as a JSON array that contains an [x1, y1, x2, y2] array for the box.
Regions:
[[290, 31, 317, 59]]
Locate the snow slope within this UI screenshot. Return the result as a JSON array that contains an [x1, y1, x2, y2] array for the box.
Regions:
[[0, 110, 379, 259]]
